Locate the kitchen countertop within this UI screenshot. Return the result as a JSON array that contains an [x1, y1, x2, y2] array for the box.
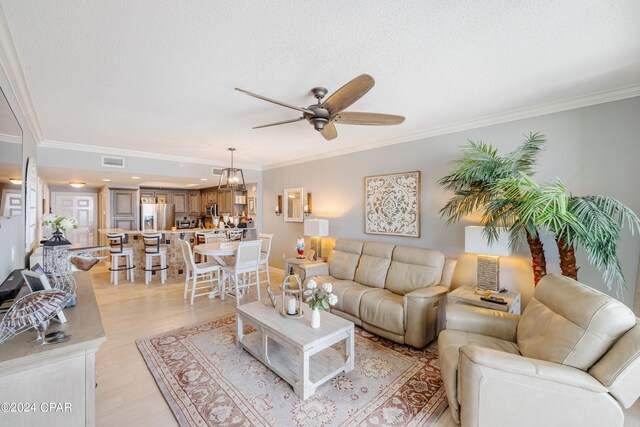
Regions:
[[99, 227, 256, 235]]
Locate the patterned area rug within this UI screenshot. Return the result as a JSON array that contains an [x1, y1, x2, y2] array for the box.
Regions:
[[137, 315, 448, 426]]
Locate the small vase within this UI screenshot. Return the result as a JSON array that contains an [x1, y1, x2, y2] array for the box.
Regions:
[[311, 308, 321, 328]]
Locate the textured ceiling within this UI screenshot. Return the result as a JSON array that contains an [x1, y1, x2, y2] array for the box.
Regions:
[[1, 1, 639, 168]]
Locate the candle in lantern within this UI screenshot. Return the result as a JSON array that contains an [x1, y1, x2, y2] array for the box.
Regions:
[[287, 297, 296, 315]]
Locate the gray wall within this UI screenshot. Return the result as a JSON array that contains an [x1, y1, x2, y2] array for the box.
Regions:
[[263, 97, 640, 310]]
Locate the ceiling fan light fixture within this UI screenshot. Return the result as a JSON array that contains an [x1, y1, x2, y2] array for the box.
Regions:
[[218, 148, 246, 192], [312, 118, 328, 131]]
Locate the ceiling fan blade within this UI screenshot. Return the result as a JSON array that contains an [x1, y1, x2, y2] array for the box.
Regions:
[[319, 121, 337, 141], [321, 74, 375, 115], [235, 88, 313, 114], [333, 112, 405, 126], [252, 117, 305, 129]]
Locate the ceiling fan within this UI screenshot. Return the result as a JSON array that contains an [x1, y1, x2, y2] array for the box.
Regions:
[[234, 74, 405, 141]]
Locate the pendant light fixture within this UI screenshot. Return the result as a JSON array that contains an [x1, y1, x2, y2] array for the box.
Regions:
[[218, 148, 246, 191]]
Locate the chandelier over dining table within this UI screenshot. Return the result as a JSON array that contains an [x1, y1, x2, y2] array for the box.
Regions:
[[218, 147, 246, 191]]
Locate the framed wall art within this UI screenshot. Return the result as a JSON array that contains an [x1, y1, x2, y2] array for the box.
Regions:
[[364, 171, 420, 237], [248, 197, 256, 215]]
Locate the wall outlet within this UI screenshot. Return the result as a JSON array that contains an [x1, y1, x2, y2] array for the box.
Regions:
[[282, 252, 286, 260]]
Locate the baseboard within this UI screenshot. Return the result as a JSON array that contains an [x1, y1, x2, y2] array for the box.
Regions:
[[269, 266, 285, 275]]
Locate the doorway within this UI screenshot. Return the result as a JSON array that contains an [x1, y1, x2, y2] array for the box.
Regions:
[[0, 188, 22, 217], [51, 192, 98, 247]]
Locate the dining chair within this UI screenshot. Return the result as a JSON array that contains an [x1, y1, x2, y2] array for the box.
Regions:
[[222, 240, 261, 307], [227, 229, 244, 241], [179, 239, 222, 305], [257, 233, 273, 289]]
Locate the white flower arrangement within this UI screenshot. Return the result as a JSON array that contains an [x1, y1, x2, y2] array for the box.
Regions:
[[42, 214, 78, 231], [303, 279, 338, 311]]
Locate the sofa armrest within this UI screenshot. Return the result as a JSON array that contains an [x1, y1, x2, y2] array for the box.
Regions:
[[458, 346, 623, 427], [404, 285, 449, 300], [402, 286, 449, 348], [445, 303, 519, 342], [298, 262, 329, 281]]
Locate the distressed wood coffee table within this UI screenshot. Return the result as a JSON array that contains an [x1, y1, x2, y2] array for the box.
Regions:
[[236, 301, 355, 400]]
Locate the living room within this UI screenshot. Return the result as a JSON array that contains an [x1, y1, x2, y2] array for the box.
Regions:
[[0, 2, 639, 427]]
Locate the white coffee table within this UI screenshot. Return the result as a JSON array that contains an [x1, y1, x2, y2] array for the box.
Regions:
[[236, 301, 355, 400]]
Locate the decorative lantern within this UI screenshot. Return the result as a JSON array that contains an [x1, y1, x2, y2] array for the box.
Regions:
[[280, 270, 304, 319], [42, 230, 72, 274]]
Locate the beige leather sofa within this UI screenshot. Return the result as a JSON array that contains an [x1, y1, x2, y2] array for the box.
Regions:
[[299, 239, 457, 348], [438, 274, 640, 427]]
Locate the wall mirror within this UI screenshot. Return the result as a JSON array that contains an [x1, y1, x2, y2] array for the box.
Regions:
[[284, 187, 303, 223], [0, 86, 23, 222]]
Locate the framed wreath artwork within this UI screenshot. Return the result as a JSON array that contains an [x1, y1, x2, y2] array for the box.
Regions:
[[364, 171, 420, 237]]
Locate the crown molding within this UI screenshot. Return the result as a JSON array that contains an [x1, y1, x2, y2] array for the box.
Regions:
[[39, 139, 262, 171], [263, 84, 640, 170], [0, 132, 21, 144], [0, 5, 44, 143]]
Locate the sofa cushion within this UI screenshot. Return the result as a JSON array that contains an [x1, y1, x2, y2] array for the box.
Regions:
[[517, 274, 636, 371], [384, 246, 444, 295], [359, 289, 405, 335], [354, 242, 395, 288], [328, 239, 364, 281], [312, 276, 377, 318]]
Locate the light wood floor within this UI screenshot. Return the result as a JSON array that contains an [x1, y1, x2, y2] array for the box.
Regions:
[[91, 265, 639, 427]]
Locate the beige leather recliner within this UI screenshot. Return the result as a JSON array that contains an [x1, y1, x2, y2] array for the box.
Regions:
[[438, 274, 640, 427], [300, 239, 457, 348]]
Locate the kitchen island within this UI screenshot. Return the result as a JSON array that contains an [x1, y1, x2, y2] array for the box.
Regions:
[[98, 227, 257, 279]]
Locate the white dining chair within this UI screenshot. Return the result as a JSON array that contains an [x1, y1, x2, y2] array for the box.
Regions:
[[222, 240, 261, 307], [227, 229, 244, 241], [257, 233, 273, 288], [179, 239, 222, 305]]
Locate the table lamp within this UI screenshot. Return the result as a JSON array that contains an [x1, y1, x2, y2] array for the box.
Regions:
[[303, 219, 329, 261], [465, 226, 512, 291]]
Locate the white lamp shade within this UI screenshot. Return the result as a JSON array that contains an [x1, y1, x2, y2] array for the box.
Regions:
[[304, 219, 329, 237], [465, 226, 512, 257]]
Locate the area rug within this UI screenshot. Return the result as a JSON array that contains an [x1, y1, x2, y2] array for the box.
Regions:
[[137, 315, 448, 426]]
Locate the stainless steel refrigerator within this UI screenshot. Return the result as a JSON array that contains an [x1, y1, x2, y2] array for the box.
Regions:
[[141, 203, 175, 231]]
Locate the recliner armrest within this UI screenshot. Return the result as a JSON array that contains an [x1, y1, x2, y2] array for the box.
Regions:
[[298, 262, 329, 281], [458, 345, 623, 427], [445, 303, 520, 342], [461, 345, 607, 392], [402, 286, 449, 348]]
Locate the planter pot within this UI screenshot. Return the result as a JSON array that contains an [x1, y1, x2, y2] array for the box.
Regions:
[[311, 308, 321, 329]]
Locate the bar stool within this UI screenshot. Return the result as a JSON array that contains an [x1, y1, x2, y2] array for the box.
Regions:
[[107, 233, 135, 285], [194, 231, 212, 262], [142, 233, 168, 285], [258, 233, 273, 288]]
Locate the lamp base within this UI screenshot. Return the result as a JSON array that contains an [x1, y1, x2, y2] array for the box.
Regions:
[[477, 255, 500, 291], [310, 236, 322, 261]]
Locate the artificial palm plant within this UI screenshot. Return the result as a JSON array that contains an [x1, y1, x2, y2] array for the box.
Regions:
[[498, 173, 640, 293], [438, 133, 549, 284], [440, 134, 640, 294]]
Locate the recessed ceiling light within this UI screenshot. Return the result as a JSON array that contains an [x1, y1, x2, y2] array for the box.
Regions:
[[131, 176, 141, 179], [69, 181, 86, 188], [102, 178, 111, 182], [201, 178, 208, 181], [9, 177, 22, 185]]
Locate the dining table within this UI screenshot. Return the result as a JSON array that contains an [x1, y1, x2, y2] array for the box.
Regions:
[[193, 241, 240, 266]]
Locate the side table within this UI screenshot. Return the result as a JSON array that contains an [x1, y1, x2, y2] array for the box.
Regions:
[[447, 285, 521, 314], [284, 257, 325, 276]]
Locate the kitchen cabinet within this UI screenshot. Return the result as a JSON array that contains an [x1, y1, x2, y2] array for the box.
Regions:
[[188, 191, 200, 215], [155, 190, 171, 204], [172, 191, 188, 216], [218, 191, 234, 214], [110, 189, 138, 230]]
